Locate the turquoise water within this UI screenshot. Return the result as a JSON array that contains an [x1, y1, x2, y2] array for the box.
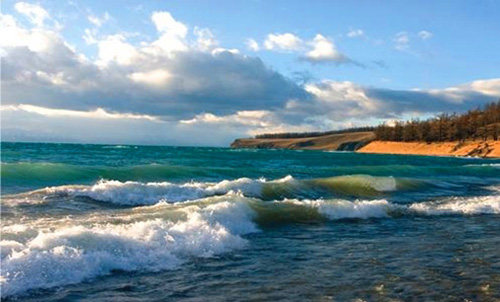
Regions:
[[1, 142, 500, 301]]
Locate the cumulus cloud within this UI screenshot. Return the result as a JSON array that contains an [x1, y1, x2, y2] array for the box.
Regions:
[[2, 2, 499, 146], [304, 79, 500, 120], [303, 34, 349, 64], [14, 2, 49, 27], [245, 38, 260, 51], [1, 8, 306, 120], [264, 33, 303, 51], [151, 11, 187, 37], [257, 32, 353, 65]]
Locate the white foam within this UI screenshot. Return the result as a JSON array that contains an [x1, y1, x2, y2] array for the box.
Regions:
[[283, 199, 392, 219], [0, 199, 258, 298], [315, 199, 392, 219], [37, 176, 295, 206], [283, 194, 500, 219], [410, 195, 500, 215], [465, 163, 500, 168]]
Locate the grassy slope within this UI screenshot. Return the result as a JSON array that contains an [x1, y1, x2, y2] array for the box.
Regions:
[[230, 132, 376, 151]]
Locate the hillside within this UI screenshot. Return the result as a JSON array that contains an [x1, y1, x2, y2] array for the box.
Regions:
[[230, 131, 376, 151]]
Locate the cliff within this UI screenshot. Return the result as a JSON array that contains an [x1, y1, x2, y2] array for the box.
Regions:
[[358, 140, 500, 158], [230, 131, 376, 151]]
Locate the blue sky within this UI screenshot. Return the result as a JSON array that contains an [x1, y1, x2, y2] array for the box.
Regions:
[[1, 0, 499, 145]]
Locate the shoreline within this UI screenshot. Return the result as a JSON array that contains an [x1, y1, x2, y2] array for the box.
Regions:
[[230, 135, 500, 158], [358, 140, 500, 158]]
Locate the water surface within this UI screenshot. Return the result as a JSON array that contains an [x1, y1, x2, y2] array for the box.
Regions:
[[1, 142, 500, 301]]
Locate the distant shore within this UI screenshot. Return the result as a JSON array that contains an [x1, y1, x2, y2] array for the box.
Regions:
[[230, 133, 500, 158], [358, 140, 500, 158], [230, 131, 376, 151]]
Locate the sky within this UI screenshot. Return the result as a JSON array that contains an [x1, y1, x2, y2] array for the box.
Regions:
[[1, 0, 500, 146]]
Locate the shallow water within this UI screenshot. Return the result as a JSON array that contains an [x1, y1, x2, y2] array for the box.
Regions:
[[1, 142, 500, 301]]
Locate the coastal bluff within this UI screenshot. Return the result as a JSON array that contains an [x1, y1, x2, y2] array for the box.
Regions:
[[230, 131, 376, 151], [358, 140, 500, 158], [231, 133, 500, 157]]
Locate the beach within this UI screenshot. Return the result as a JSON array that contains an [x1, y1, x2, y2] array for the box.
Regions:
[[358, 140, 500, 158]]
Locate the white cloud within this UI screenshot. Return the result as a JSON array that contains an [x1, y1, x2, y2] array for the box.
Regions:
[[181, 110, 272, 127], [14, 2, 49, 27], [97, 34, 140, 66], [151, 11, 187, 38], [194, 27, 218, 51], [425, 79, 500, 100], [305, 81, 379, 117], [88, 12, 110, 27], [128, 69, 172, 88], [245, 38, 260, 51], [347, 29, 364, 38], [304, 79, 500, 121], [82, 28, 98, 44], [394, 31, 410, 51], [2, 104, 161, 121], [418, 30, 433, 40], [1, 8, 303, 120], [304, 34, 348, 63], [211, 48, 240, 55], [179, 110, 318, 138], [2, 2, 499, 146], [264, 33, 302, 51]]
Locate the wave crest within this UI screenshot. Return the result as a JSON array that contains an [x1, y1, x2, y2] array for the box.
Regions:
[[0, 199, 257, 298], [5, 175, 411, 206]]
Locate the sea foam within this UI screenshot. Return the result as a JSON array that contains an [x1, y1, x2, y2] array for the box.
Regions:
[[0, 199, 258, 298], [2, 192, 500, 297], [7, 175, 404, 206]]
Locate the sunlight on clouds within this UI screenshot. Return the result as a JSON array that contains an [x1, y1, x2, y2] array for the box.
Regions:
[[304, 34, 348, 63], [425, 79, 500, 101], [245, 39, 259, 51], [1, 105, 161, 121], [151, 11, 188, 37], [128, 69, 172, 88], [1, 1, 499, 146], [0, 14, 56, 52], [211, 48, 240, 55], [14, 2, 49, 27], [97, 34, 139, 66], [181, 110, 272, 127], [264, 33, 302, 51]]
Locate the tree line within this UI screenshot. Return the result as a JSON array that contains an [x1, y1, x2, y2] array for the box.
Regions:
[[255, 126, 375, 139], [375, 101, 500, 142]]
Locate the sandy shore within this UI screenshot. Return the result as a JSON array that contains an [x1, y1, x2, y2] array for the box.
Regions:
[[358, 141, 500, 158]]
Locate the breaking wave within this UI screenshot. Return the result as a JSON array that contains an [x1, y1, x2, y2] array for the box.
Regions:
[[3, 175, 411, 206], [2, 191, 500, 298], [0, 198, 257, 298]]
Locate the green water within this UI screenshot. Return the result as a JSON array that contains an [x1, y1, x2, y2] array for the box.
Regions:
[[1, 142, 500, 301]]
